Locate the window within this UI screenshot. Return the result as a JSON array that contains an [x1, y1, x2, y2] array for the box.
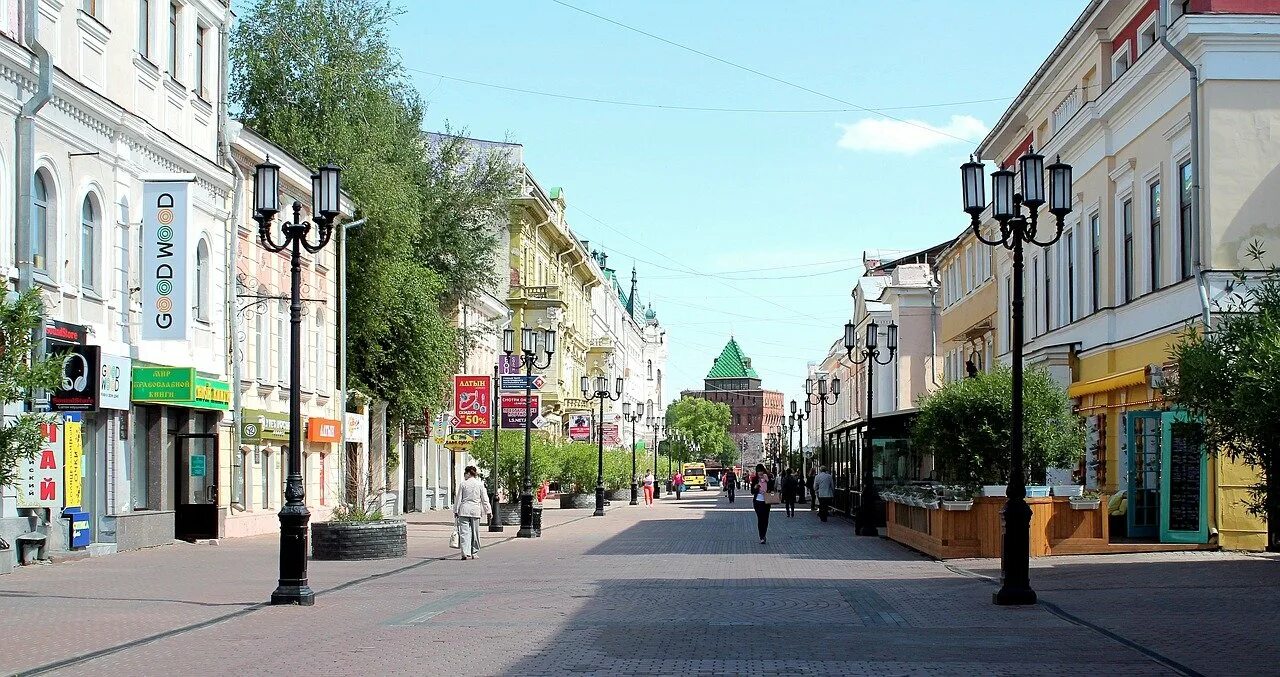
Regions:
[[1179, 160, 1193, 280], [647, 360, 653, 379], [1123, 198, 1134, 302], [33, 172, 49, 272], [1090, 214, 1101, 312], [195, 238, 210, 321], [312, 309, 325, 392], [1044, 250, 1051, 331], [81, 197, 97, 289], [1112, 42, 1131, 80], [255, 287, 269, 381], [195, 23, 208, 97], [277, 303, 287, 384], [231, 449, 245, 507], [1149, 181, 1161, 291], [1031, 258, 1039, 336], [1138, 17, 1157, 55], [1066, 229, 1076, 323], [261, 450, 272, 509], [83, 0, 100, 18], [168, 2, 180, 77], [117, 200, 131, 330], [138, 0, 150, 58]]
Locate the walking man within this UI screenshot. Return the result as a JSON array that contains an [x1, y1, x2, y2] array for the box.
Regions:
[[723, 467, 737, 503], [781, 468, 798, 517], [808, 469, 818, 512], [814, 465, 835, 522]]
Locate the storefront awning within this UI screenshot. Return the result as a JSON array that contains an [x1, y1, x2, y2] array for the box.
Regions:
[[1068, 367, 1146, 398]]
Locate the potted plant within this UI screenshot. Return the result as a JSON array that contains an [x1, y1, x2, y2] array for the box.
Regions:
[[604, 450, 632, 501], [1052, 484, 1084, 497], [557, 442, 599, 509], [312, 503, 406, 560], [474, 430, 558, 524], [1069, 490, 1102, 510], [941, 485, 976, 511]]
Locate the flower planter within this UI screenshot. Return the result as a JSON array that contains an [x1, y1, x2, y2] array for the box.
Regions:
[[1051, 485, 1083, 497], [559, 493, 595, 510], [498, 503, 522, 526], [981, 485, 1006, 497], [1069, 499, 1101, 510], [922, 501, 940, 510], [606, 489, 631, 502], [1026, 485, 1051, 498], [941, 500, 974, 511], [311, 520, 407, 561]]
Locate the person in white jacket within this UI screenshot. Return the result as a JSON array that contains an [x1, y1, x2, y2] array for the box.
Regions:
[[455, 465, 492, 560]]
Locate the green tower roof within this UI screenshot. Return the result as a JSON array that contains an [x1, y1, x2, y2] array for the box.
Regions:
[[706, 338, 759, 379]]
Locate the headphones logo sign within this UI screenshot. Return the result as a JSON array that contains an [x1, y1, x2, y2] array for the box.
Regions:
[[51, 346, 101, 411]]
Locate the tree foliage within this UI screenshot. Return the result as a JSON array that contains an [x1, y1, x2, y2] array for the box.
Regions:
[[664, 397, 737, 466], [912, 366, 1084, 492], [231, 0, 516, 423], [0, 291, 63, 488], [1168, 242, 1280, 550], [472, 430, 558, 503]]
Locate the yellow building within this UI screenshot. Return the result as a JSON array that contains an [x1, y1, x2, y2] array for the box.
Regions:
[[508, 177, 601, 428], [972, 0, 1278, 549], [938, 229, 997, 383]]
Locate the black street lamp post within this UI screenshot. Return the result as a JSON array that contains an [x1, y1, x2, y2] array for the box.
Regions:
[[253, 160, 342, 607], [961, 147, 1073, 605], [582, 374, 623, 516], [489, 363, 503, 532], [805, 375, 840, 468], [844, 318, 899, 537], [649, 415, 663, 499], [503, 326, 557, 538], [623, 402, 644, 505], [790, 401, 810, 503]]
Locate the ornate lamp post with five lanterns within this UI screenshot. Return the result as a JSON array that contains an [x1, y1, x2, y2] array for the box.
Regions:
[[582, 374, 623, 516], [649, 414, 664, 499], [960, 147, 1073, 605], [844, 318, 898, 536], [623, 402, 644, 505], [789, 400, 810, 502], [805, 374, 840, 468], [252, 159, 342, 607], [503, 326, 556, 538]]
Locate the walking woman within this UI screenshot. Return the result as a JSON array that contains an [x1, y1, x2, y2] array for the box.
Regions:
[[643, 471, 655, 505], [781, 468, 798, 517], [454, 465, 492, 560], [752, 463, 771, 544]]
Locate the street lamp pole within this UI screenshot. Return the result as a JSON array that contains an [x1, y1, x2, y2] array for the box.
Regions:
[[805, 375, 840, 469], [844, 318, 898, 537], [650, 414, 663, 499], [583, 374, 623, 516], [624, 403, 644, 505], [960, 147, 1073, 606], [253, 160, 342, 607], [791, 400, 809, 503], [489, 362, 503, 532], [503, 326, 556, 539]]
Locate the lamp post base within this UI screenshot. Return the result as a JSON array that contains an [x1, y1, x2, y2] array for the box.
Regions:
[[594, 486, 606, 517], [629, 482, 638, 505], [517, 493, 535, 538], [270, 585, 315, 606], [271, 502, 313, 606], [993, 496, 1035, 605], [489, 495, 504, 532]]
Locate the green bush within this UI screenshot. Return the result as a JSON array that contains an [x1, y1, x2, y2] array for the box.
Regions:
[[556, 442, 601, 493], [473, 430, 559, 502], [912, 366, 1084, 493]]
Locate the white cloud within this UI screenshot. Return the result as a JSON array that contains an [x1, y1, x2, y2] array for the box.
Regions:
[[836, 115, 988, 155]]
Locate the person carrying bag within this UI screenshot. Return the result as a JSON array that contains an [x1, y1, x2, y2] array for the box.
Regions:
[[752, 464, 774, 544], [454, 465, 492, 560]]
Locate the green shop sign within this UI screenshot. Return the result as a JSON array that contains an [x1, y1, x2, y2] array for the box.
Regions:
[[241, 408, 290, 443], [131, 367, 230, 410]]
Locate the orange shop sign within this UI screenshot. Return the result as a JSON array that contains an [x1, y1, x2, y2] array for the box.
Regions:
[[307, 417, 341, 443]]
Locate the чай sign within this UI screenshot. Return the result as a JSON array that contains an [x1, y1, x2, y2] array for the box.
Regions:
[[17, 420, 64, 508]]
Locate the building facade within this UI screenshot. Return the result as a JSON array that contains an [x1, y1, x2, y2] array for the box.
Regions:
[[682, 338, 784, 468], [0, 0, 237, 562], [973, 0, 1278, 549]]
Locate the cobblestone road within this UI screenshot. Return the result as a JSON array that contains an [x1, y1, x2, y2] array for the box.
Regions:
[[2, 492, 1276, 675]]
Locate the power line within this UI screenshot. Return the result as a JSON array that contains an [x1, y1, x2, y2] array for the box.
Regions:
[[547, 0, 978, 144]]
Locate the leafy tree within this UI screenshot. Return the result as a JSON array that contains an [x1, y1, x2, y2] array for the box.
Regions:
[[473, 430, 559, 503], [665, 397, 737, 466], [1169, 243, 1280, 551], [0, 291, 62, 489], [556, 442, 600, 493], [912, 366, 1084, 493]]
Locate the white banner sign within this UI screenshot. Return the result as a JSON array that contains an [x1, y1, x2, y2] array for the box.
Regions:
[[142, 180, 191, 340], [345, 412, 368, 447], [17, 419, 64, 508], [99, 354, 132, 410]]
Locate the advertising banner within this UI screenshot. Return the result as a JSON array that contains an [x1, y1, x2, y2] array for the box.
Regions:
[[64, 415, 84, 508], [99, 354, 132, 410], [453, 375, 492, 430], [142, 180, 191, 340], [602, 423, 620, 446], [500, 394, 538, 430], [241, 408, 289, 443], [17, 419, 64, 508], [132, 367, 230, 410], [500, 374, 544, 391], [346, 412, 368, 446], [51, 345, 101, 411], [498, 354, 522, 375], [307, 417, 341, 443], [568, 413, 592, 441]]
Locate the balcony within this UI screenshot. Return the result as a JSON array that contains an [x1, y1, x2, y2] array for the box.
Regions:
[[588, 336, 614, 355], [1051, 87, 1082, 133], [508, 285, 566, 310]]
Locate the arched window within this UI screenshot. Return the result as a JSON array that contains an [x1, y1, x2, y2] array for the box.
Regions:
[[313, 308, 326, 392], [195, 238, 210, 321], [276, 301, 287, 384], [81, 196, 98, 288], [33, 172, 49, 271], [255, 287, 269, 381], [647, 360, 652, 379]]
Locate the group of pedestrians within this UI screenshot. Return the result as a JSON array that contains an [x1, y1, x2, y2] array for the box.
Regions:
[[742, 464, 837, 544]]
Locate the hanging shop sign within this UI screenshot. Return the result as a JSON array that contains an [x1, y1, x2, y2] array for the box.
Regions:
[[141, 179, 192, 340], [131, 367, 230, 410], [50, 344, 101, 411], [241, 408, 289, 442], [498, 354, 522, 375], [345, 412, 368, 446], [45, 320, 88, 346], [99, 354, 132, 411], [17, 419, 64, 508], [499, 394, 539, 430], [453, 375, 492, 430], [307, 417, 341, 443], [64, 414, 84, 508], [444, 433, 474, 451], [569, 413, 592, 441]]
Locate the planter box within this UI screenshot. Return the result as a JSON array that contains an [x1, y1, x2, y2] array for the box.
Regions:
[[559, 493, 595, 510], [981, 485, 1006, 497], [312, 520, 407, 561], [941, 500, 973, 511], [1069, 499, 1101, 510], [606, 489, 631, 501], [922, 501, 940, 510], [1027, 485, 1051, 498], [498, 503, 521, 526], [886, 496, 1109, 560], [1052, 485, 1084, 497]]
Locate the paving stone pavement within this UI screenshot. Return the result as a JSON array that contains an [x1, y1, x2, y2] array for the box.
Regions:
[[1, 492, 1275, 675]]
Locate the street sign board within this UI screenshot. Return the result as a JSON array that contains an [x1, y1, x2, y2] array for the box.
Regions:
[[602, 423, 620, 446], [568, 413, 592, 441], [499, 374, 544, 391], [500, 394, 539, 430], [453, 375, 492, 430], [444, 433, 474, 451], [499, 354, 522, 375]]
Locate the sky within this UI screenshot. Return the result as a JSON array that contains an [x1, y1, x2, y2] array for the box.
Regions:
[[375, 0, 1084, 409]]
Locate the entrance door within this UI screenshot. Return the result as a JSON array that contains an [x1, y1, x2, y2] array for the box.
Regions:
[[175, 433, 219, 541], [1159, 411, 1209, 544], [1126, 411, 1162, 539]]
